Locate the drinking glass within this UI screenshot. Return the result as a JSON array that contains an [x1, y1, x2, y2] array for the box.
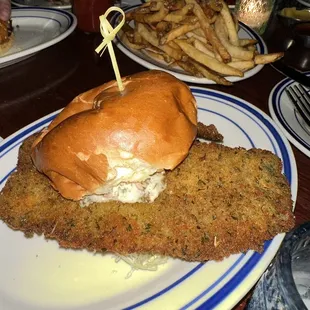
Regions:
[[73, 0, 113, 33], [234, 0, 275, 34]]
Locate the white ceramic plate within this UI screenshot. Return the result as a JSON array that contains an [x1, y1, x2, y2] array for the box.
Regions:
[[269, 75, 310, 158], [0, 8, 77, 69], [12, 0, 71, 10], [111, 5, 267, 84], [0, 88, 297, 310]]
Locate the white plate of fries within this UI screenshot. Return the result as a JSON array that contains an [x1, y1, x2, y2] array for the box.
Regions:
[[112, 2, 283, 85]]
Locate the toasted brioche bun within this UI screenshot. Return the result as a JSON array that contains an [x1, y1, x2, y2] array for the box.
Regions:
[[31, 70, 197, 200], [0, 33, 13, 56]]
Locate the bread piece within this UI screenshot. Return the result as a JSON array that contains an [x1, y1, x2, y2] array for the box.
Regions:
[[31, 70, 197, 200]]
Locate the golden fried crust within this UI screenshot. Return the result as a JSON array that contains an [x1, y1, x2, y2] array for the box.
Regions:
[[0, 135, 294, 262], [197, 122, 224, 142]]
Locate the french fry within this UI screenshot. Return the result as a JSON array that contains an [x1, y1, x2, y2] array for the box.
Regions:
[[187, 32, 222, 61], [227, 60, 255, 71], [142, 49, 166, 61], [193, 38, 222, 62], [137, 23, 185, 60], [144, 46, 176, 62], [239, 39, 258, 47], [247, 45, 257, 52], [185, 0, 231, 63], [125, 5, 151, 21], [144, 45, 165, 54], [133, 27, 145, 44], [148, 3, 169, 23], [232, 13, 239, 32], [215, 16, 254, 60], [167, 0, 186, 11], [164, 4, 193, 23], [127, 2, 169, 24], [156, 21, 172, 34], [167, 40, 183, 51], [186, 31, 207, 44], [175, 39, 243, 76], [207, 14, 218, 24], [142, 49, 173, 63], [199, 2, 217, 21], [208, 0, 223, 12], [160, 22, 200, 44], [191, 61, 233, 85], [254, 52, 284, 64], [193, 39, 215, 57], [177, 34, 189, 40], [122, 22, 134, 33], [179, 16, 199, 24], [219, 0, 239, 46], [192, 27, 205, 37], [121, 32, 147, 50], [176, 60, 203, 77]]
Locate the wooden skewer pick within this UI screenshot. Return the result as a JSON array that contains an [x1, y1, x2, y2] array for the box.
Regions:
[[95, 7, 125, 92]]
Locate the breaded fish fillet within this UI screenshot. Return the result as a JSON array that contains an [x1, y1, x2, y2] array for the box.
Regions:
[[0, 135, 294, 261], [197, 122, 224, 142]]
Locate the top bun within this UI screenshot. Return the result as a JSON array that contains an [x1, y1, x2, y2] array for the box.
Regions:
[[31, 70, 197, 200]]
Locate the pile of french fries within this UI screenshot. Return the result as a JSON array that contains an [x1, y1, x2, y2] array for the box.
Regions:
[[120, 0, 283, 85]]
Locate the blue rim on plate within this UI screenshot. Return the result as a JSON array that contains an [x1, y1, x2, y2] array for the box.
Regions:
[[110, 6, 267, 84], [11, 0, 71, 10], [12, 6, 74, 25], [0, 88, 297, 310], [269, 74, 310, 158]]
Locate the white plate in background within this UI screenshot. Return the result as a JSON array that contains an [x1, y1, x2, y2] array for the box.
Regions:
[[0, 88, 297, 310], [269, 74, 310, 158], [111, 5, 267, 84], [0, 8, 76, 69], [12, 0, 71, 10]]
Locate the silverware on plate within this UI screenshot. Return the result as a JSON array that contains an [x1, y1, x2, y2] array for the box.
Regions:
[[285, 83, 310, 127]]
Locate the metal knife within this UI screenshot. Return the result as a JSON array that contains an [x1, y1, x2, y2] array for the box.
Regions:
[[272, 60, 310, 88]]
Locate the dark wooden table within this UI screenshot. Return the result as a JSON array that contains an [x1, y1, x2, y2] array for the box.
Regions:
[[0, 17, 309, 309]]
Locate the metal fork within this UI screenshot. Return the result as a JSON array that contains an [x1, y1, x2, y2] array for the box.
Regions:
[[286, 84, 310, 127]]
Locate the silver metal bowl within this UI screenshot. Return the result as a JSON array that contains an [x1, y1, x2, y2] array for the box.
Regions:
[[246, 222, 310, 309], [294, 22, 310, 48], [277, 8, 310, 27]]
